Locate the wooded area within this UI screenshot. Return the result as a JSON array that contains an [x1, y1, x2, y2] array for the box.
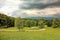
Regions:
[[0, 14, 15, 28], [0, 14, 60, 29]]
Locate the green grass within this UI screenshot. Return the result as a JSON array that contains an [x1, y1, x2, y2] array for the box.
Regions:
[[0, 27, 60, 40]]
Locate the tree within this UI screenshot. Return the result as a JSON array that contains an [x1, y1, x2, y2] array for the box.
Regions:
[[46, 20, 52, 27], [52, 18, 60, 28], [7, 16, 15, 27], [0, 14, 15, 28], [38, 18, 45, 29], [15, 17, 24, 31], [0, 14, 7, 27], [25, 20, 31, 27]]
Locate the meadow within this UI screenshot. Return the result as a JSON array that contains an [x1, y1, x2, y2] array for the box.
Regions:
[[0, 27, 60, 40]]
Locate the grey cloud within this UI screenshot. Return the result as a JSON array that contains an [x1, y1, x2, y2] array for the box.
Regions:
[[12, 0, 60, 18], [20, 0, 60, 9]]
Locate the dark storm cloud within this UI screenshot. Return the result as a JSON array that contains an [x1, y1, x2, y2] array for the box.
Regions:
[[20, 0, 60, 9]]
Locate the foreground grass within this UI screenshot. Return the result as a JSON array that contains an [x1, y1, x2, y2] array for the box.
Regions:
[[0, 27, 60, 40]]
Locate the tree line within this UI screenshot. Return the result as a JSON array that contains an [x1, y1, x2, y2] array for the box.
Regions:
[[0, 14, 60, 29], [15, 17, 60, 30]]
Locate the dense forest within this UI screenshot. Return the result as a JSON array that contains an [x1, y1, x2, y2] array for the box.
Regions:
[[0, 14, 15, 28], [0, 14, 60, 29]]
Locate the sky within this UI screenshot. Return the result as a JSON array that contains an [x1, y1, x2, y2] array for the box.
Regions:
[[0, 0, 60, 17]]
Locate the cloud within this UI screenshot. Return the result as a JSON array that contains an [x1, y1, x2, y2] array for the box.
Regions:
[[0, 0, 24, 16], [0, 0, 60, 17], [15, 7, 60, 17], [0, 0, 5, 8], [20, 0, 60, 9]]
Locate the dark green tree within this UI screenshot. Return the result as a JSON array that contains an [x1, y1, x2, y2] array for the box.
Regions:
[[46, 20, 52, 27], [38, 18, 45, 29], [52, 18, 60, 28]]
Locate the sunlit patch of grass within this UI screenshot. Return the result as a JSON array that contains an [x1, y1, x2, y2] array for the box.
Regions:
[[24, 27, 39, 30]]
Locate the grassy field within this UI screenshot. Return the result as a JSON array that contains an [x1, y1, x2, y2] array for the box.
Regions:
[[0, 27, 60, 40]]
